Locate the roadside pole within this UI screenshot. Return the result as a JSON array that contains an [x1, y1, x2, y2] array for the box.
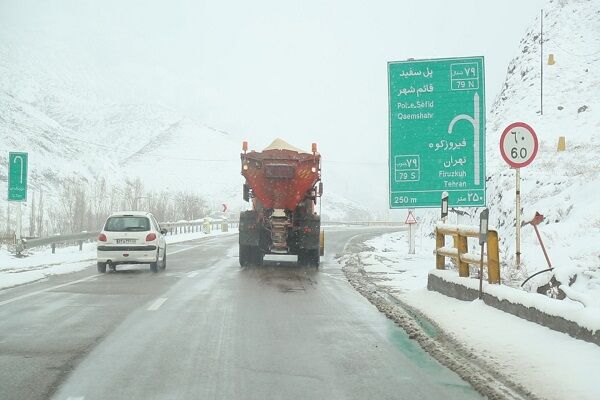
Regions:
[[441, 191, 448, 223], [515, 167, 521, 267], [409, 224, 415, 254], [405, 211, 417, 255], [499, 123, 538, 269], [16, 203, 21, 241], [478, 208, 489, 299]]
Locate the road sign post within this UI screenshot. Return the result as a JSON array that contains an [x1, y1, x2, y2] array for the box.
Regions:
[[441, 191, 449, 222], [405, 211, 417, 254], [478, 208, 489, 299], [388, 57, 486, 209], [500, 122, 538, 268]]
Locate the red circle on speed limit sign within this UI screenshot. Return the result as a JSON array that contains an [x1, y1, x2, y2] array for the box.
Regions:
[[499, 122, 538, 168]]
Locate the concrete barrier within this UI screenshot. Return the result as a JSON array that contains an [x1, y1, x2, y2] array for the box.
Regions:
[[428, 272, 600, 346]]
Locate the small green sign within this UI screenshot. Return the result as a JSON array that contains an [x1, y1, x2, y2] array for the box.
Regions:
[[8, 152, 28, 201], [388, 56, 486, 208]]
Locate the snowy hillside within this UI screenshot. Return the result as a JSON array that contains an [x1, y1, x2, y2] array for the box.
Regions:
[[0, 38, 189, 189], [120, 117, 243, 207], [440, 0, 600, 304], [0, 38, 373, 223]]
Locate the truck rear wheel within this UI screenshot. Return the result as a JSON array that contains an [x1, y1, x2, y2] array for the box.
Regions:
[[309, 249, 320, 268], [239, 245, 250, 267], [298, 249, 319, 268], [248, 246, 263, 266], [297, 252, 305, 266], [240, 245, 263, 266]]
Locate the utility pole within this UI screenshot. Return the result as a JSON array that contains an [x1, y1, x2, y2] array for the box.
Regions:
[[540, 9, 544, 116]]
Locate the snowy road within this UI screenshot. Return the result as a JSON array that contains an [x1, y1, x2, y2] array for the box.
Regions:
[[0, 228, 483, 400]]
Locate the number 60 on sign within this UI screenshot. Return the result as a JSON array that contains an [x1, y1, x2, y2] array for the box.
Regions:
[[499, 122, 538, 168]]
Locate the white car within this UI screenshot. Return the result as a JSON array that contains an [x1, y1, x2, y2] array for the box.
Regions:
[[97, 211, 167, 273]]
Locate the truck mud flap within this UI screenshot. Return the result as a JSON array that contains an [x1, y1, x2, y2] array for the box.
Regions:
[[239, 211, 260, 246]]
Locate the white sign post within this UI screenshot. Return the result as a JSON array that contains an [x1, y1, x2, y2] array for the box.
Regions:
[[405, 211, 418, 254], [500, 122, 539, 268]]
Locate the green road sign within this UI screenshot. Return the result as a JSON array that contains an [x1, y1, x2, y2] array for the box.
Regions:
[[388, 56, 486, 208], [8, 152, 28, 201]]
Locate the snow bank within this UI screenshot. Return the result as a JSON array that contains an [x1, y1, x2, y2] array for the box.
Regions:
[[340, 227, 600, 400], [0, 229, 237, 290]]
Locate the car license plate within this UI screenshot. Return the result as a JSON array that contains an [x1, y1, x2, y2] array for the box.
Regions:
[[116, 239, 136, 244]]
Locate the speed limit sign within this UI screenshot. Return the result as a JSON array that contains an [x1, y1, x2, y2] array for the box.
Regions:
[[499, 122, 538, 168]]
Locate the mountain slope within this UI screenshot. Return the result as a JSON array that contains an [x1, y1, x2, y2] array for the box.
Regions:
[[466, 0, 600, 303], [0, 36, 373, 222]]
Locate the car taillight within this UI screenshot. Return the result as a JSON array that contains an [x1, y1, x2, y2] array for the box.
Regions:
[[98, 233, 107, 242], [146, 233, 157, 242]]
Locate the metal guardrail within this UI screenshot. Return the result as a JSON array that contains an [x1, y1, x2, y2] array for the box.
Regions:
[[435, 223, 500, 284], [13, 220, 396, 255], [323, 221, 407, 227], [24, 232, 99, 253], [19, 220, 238, 254], [161, 220, 238, 235]]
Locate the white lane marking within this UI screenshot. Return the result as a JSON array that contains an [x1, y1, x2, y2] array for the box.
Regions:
[[168, 243, 209, 255], [66, 397, 85, 400], [147, 297, 167, 311], [0, 275, 100, 308], [187, 271, 199, 278]]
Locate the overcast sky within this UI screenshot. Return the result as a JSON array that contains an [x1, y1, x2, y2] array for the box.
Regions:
[[1, 0, 546, 163]]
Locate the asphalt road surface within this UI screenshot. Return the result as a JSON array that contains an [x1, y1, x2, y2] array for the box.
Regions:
[[0, 228, 483, 400]]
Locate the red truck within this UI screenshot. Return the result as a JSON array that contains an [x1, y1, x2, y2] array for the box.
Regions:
[[239, 139, 323, 267]]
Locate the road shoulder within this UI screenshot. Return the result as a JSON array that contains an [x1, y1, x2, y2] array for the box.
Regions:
[[338, 233, 540, 400]]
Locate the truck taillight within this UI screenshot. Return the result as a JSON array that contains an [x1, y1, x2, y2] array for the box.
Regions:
[[146, 233, 157, 242], [98, 233, 107, 242]]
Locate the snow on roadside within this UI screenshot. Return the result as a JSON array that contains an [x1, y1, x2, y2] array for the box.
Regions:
[[0, 229, 237, 290], [405, 289, 600, 400], [342, 229, 600, 400]]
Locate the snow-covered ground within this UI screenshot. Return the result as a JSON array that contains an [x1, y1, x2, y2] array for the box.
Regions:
[[341, 229, 600, 400], [481, 0, 600, 302], [405, 0, 600, 312], [0, 229, 237, 291]]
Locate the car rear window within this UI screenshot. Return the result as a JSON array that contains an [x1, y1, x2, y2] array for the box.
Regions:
[[104, 216, 151, 232]]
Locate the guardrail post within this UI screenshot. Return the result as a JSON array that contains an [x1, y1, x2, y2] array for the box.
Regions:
[[435, 227, 445, 269], [454, 234, 469, 277], [487, 231, 501, 284], [78, 240, 83, 251], [51, 243, 56, 254]]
